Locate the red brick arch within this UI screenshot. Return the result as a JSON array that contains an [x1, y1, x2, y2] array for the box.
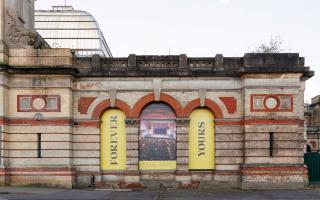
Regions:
[[183, 98, 223, 119], [131, 93, 184, 118], [91, 99, 131, 119]]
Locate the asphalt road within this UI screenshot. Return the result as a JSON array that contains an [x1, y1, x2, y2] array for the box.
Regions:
[[1, 187, 320, 200]]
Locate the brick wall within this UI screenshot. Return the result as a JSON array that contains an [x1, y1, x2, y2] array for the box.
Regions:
[[0, 52, 312, 189]]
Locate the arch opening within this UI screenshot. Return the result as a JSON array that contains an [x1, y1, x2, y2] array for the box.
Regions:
[[184, 98, 223, 119], [138, 102, 177, 170], [100, 109, 126, 171], [131, 93, 183, 118], [189, 108, 215, 170]]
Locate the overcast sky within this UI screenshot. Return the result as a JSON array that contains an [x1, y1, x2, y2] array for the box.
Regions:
[[35, 0, 320, 102]]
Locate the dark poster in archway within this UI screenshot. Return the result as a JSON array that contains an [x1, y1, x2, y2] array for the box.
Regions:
[[139, 103, 177, 170]]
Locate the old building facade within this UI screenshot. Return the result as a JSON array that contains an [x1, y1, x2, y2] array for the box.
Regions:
[[0, 0, 315, 190], [0, 50, 313, 189]]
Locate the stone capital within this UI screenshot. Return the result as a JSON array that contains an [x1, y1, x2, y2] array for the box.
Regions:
[[176, 118, 190, 126], [125, 118, 140, 126]]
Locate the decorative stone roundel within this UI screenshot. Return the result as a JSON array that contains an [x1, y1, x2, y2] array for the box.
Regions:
[[264, 96, 278, 110], [32, 97, 46, 110]]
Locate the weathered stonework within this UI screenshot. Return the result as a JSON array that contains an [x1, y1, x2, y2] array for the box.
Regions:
[[0, 49, 313, 189]]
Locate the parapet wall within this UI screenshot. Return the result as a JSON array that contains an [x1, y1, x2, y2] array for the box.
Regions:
[[8, 48, 73, 67], [73, 53, 312, 78]]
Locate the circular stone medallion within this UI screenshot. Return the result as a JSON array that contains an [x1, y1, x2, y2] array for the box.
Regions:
[[265, 97, 278, 110], [32, 97, 46, 110]]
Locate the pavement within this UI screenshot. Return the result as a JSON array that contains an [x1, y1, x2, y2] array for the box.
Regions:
[[0, 186, 320, 200]]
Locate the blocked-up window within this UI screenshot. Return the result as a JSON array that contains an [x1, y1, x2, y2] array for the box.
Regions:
[[46, 96, 59, 110], [19, 96, 32, 111], [139, 103, 177, 170], [17, 95, 61, 112]]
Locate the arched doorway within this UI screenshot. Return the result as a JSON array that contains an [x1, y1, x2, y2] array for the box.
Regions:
[[189, 108, 215, 170], [100, 109, 126, 170], [139, 103, 177, 170]]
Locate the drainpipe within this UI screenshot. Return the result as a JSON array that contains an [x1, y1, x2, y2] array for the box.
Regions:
[[316, 127, 320, 153]]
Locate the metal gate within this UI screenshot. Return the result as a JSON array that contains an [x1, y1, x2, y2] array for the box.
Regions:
[[304, 152, 320, 183]]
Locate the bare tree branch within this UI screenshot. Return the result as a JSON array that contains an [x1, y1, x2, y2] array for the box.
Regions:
[[254, 36, 285, 53]]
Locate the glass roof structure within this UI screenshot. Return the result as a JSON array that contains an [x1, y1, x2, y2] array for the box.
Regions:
[[35, 6, 112, 57]]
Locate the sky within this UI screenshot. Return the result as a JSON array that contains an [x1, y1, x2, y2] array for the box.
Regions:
[[35, 0, 320, 102]]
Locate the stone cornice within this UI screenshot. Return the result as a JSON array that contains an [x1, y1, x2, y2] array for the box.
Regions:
[[0, 64, 79, 76]]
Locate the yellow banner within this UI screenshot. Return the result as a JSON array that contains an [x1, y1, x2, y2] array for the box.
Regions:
[[189, 109, 215, 170], [100, 109, 126, 170]]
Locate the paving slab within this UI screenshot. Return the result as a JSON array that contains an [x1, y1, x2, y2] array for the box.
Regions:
[[0, 187, 320, 200], [0, 187, 67, 195]]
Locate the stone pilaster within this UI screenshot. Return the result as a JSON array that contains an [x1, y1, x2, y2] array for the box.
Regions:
[[0, 72, 8, 186], [175, 118, 190, 182], [124, 118, 140, 183]]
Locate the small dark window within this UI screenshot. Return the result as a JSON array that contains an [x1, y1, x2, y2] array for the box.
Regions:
[[37, 133, 42, 158], [307, 145, 312, 153], [269, 132, 274, 157]]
